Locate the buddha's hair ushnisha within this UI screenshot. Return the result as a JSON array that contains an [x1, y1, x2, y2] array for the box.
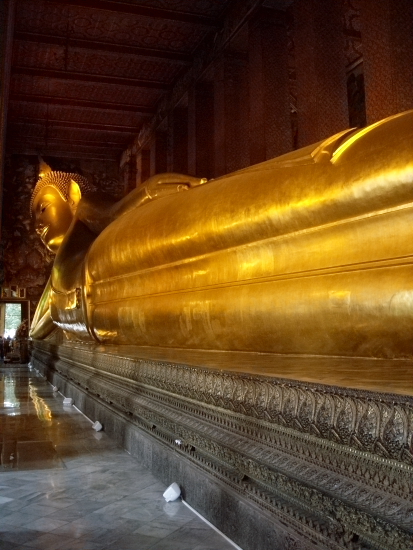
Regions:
[[30, 171, 95, 213]]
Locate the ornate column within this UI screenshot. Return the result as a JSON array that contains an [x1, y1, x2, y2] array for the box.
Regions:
[[248, 9, 292, 163], [293, 0, 349, 147], [360, 0, 413, 124], [214, 54, 250, 177]]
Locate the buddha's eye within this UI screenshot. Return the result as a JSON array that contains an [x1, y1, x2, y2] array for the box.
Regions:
[[40, 203, 49, 214]]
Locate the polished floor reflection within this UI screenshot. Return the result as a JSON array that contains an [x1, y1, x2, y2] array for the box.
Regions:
[[0, 364, 239, 550]]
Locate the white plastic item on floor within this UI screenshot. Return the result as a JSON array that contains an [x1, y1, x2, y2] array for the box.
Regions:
[[163, 482, 181, 502], [92, 421, 103, 431], [63, 397, 73, 405]]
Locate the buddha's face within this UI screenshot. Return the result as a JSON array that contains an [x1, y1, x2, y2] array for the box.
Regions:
[[32, 186, 74, 253]]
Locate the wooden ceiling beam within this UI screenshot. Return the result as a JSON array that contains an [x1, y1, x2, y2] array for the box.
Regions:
[[11, 67, 170, 90], [6, 145, 120, 160], [8, 136, 125, 148], [9, 118, 138, 133], [9, 94, 155, 114], [43, 0, 219, 26], [14, 32, 193, 63]]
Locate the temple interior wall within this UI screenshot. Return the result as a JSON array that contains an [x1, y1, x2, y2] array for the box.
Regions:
[[123, 0, 412, 187]]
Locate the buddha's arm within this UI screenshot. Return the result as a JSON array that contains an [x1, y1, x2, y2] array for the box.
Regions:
[[74, 174, 207, 234], [110, 173, 207, 220], [30, 276, 56, 340]]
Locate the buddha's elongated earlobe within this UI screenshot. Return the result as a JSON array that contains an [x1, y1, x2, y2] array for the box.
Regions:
[[68, 179, 82, 211]]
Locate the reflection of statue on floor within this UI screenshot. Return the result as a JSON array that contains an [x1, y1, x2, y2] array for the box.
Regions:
[[30, 111, 413, 360]]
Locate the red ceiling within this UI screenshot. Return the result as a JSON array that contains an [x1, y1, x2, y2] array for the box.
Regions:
[[6, 0, 233, 160]]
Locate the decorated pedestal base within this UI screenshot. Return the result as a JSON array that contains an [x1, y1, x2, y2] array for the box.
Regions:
[[31, 335, 412, 550]]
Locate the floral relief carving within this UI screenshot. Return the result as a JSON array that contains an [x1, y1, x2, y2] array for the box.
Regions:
[[357, 403, 380, 450], [382, 408, 407, 459], [297, 391, 315, 432]]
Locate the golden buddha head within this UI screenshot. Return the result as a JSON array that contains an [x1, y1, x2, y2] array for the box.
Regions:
[[31, 168, 95, 253]]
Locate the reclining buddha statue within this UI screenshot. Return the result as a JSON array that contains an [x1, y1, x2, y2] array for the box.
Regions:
[[30, 110, 413, 359]]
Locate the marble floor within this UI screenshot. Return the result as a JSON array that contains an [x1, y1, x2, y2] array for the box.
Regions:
[[0, 364, 240, 550]]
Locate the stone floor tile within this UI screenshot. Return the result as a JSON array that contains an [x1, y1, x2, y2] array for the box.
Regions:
[[0, 498, 31, 512], [30, 497, 77, 509], [17, 502, 62, 517], [0, 541, 20, 550], [20, 531, 73, 549], [102, 532, 159, 550], [0, 511, 43, 527], [56, 539, 107, 550], [0, 528, 45, 546], [132, 518, 182, 538], [24, 517, 69, 533]]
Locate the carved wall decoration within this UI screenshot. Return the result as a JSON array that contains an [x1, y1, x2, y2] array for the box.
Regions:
[[286, 7, 298, 149], [343, 0, 366, 128], [346, 63, 366, 128], [1, 155, 53, 313], [343, 0, 363, 68]]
